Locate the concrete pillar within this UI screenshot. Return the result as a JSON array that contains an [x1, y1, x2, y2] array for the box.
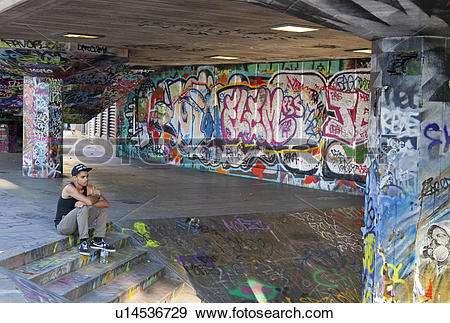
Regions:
[[22, 77, 63, 178], [363, 37, 449, 303]]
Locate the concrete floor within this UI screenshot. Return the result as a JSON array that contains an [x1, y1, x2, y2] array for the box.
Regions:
[[0, 132, 365, 302]]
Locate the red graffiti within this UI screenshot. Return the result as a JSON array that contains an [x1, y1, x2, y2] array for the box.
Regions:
[[251, 160, 266, 179], [303, 176, 319, 184]]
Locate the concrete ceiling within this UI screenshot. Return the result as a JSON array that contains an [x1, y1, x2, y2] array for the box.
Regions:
[[250, 0, 450, 40], [0, 0, 372, 67]]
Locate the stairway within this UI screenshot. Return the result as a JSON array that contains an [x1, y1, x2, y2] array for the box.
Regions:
[[0, 223, 188, 303]]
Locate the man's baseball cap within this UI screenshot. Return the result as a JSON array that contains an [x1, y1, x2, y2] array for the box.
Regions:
[[72, 163, 92, 176]]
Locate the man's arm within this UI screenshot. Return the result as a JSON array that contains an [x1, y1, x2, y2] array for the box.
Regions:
[[87, 185, 109, 208], [66, 185, 99, 206], [90, 194, 109, 208]]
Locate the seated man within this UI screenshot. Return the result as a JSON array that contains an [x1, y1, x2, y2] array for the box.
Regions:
[[54, 163, 116, 255]]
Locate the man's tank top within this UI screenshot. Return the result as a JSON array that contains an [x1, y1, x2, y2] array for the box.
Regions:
[[54, 182, 87, 227]]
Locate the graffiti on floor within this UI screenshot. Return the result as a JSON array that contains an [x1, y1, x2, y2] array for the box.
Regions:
[[120, 206, 364, 302], [121, 222, 160, 247]]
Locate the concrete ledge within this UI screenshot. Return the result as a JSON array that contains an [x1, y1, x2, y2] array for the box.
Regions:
[[0, 222, 113, 269], [44, 246, 148, 300], [78, 261, 166, 303], [0, 266, 69, 303], [13, 231, 131, 286]]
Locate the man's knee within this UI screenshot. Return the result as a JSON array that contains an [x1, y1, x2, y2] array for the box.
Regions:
[[56, 224, 75, 236], [89, 206, 108, 219], [76, 206, 89, 217]]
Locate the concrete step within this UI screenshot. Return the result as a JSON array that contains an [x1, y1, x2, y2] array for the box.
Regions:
[[43, 245, 148, 301], [13, 231, 131, 286], [0, 222, 114, 270], [122, 276, 186, 303], [77, 261, 166, 303], [170, 285, 203, 303]]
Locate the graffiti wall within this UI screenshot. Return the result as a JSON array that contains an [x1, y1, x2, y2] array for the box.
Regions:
[[22, 77, 63, 178], [63, 65, 145, 123], [0, 72, 23, 116], [117, 59, 371, 195], [362, 37, 449, 303]]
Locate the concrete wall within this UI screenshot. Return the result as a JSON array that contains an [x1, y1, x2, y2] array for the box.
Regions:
[[117, 59, 371, 195]]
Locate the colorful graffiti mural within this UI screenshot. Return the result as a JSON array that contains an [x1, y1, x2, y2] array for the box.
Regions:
[[0, 73, 23, 116], [0, 38, 137, 124], [117, 59, 371, 195], [362, 37, 449, 303]]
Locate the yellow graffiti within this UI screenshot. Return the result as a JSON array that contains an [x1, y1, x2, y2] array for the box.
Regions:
[[285, 288, 360, 303], [362, 234, 375, 303], [122, 222, 160, 248], [363, 234, 375, 274], [128, 286, 137, 300], [387, 263, 410, 302], [336, 288, 361, 303], [379, 250, 411, 303], [104, 270, 112, 284], [80, 255, 90, 267], [53, 242, 59, 254], [363, 287, 373, 303]]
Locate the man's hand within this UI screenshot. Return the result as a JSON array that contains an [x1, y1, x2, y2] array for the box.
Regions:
[[88, 195, 100, 204], [91, 186, 101, 196], [75, 201, 86, 208]]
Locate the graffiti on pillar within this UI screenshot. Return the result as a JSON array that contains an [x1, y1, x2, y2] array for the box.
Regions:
[[22, 77, 62, 178], [362, 38, 449, 303], [418, 221, 450, 276], [117, 59, 371, 195], [387, 52, 419, 76], [423, 122, 449, 158], [0, 124, 8, 152]]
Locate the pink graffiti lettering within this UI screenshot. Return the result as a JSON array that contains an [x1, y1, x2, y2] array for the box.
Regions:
[[220, 86, 304, 146], [323, 88, 370, 145], [223, 218, 271, 232]]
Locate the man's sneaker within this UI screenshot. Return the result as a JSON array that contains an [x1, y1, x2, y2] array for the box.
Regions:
[[90, 239, 116, 252], [79, 240, 90, 256]]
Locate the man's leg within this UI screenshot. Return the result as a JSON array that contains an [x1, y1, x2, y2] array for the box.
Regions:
[[87, 207, 116, 252], [87, 207, 108, 238], [56, 206, 90, 255], [56, 207, 89, 239]]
